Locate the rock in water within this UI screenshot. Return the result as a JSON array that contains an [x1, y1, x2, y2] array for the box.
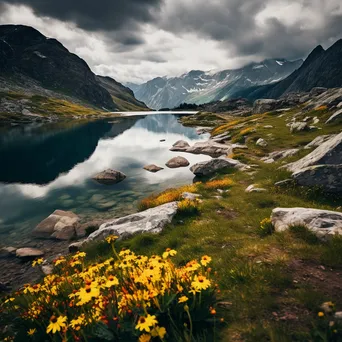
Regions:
[[286, 132, 342, 172], [170, 140, 190, 151], [143, 165, 164, 173], [165, 156, 190, 168], [292, 165, 342, 193], [190, 158, 245, 176], [33, 210, 79, 240], [16, 248, 44, 258], [92, 169, 126, 185], [271, 207, 342, 240], [86, 202, 178, 242]]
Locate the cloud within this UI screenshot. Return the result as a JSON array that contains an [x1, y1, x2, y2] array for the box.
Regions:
[[1, 0, 342, 83]]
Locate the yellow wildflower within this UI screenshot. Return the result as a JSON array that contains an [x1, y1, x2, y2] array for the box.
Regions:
[[70, 314, 86, 330], [162, 248, 177, 259], [104, 275, 119, 288], [105, 235, 119, 243], [178, 295, 189, 303], [152, 326, 167, 339], [32, 258, 44, 267], [139, 334, 151, 342], [46, 315, 67, 334], [318, 312, 324, 317], [27, 328, 36, 336], [136, 314, 158, 332], [191, 275, 211, 292], [76, 286, 100, 306], [200, 255, 212, 267], [4, 297, 15, 304], [54, 257, 66, 266]]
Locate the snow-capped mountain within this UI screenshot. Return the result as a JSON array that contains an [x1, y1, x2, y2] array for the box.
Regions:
[[127, 59, 303, 109]]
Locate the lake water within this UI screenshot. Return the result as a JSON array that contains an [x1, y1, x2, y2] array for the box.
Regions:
[[0, 114, 211, 246]]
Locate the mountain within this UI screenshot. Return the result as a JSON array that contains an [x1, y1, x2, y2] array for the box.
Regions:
[[128, 58, 303, 110], [236, 39, 342, 101], [0, 24, 147, 116], [96, 76, 148, 111]]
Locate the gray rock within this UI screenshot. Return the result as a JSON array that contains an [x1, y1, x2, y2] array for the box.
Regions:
[[271, 207, 342, 240], [143, 164, 164, 173], [190, 158, 245, 177], [33, 210, 79, 240], [16, 248, 44, 258], [292, 165, 342, 193], [310, 87, 327, 96], [165, 156, 190, 168], [289, 121, 309, 133], [253, 99, 280, 114], [287, 132, 342, 172], [256, 138, 268, 147], [211, 132, 231, 143], [274, 179, 293, 187], [86, 202, 178, 242], [171, 140, 243, 158], [92, 169, 126, 185], [304, 135, 336, 149], [76, 220, 104, 238], [264, 125, 273, 128], [326, 109, 342, 124], [181, 192, 202, 200], [262, 149, 300, 163], [41, 264, 54, 275], [69, 241, 85, 253], [170, 140, 190, 151], [245, 184, 267, 193]]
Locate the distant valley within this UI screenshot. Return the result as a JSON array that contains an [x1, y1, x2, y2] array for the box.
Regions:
[[128, 58, 303, 110]]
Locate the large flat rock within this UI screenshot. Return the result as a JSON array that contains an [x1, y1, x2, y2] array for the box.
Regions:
[[86, 202, 178, 242], [190, 158, 245, 177], [286, 132, 342, 172], [271, 207, 342, 240]]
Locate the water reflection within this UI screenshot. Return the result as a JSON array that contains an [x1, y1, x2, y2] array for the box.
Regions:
[[0, 114, 210, 244]]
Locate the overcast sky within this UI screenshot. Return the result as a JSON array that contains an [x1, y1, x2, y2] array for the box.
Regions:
[[0, 0, 341, 84]]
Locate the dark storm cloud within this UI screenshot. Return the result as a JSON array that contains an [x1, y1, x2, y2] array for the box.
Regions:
[[159, 0, 342, 60], [0, 0, 162, 34]]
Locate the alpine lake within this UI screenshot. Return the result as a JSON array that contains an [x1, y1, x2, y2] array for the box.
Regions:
[[0, 113, 211, 246]]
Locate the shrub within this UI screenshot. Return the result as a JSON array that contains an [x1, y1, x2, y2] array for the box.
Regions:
[[257, 218, 274, 237], [1, 241, 219, 342], [177, 199, 200, 216], [138, 184, 200, 211], [203, 178, 234, 190]]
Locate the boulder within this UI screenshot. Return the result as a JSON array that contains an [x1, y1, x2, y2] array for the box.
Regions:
[[166, 156, 190, 168], [289, 121, 309, 133], [170, 140, 190, 151], [33, 210, 79, 240], [310, 87, 327, 96], [171, 140, 245, 158], [286, 132, 342, 172], [292, 165, 342, 193], [181, 192, 202, 200], [256, 138, 268, 147], [92, 169, 126, 185], [326, 109, 342, 124], [245, 184, 267, 193], [262, 148, 300, 163], [76, 220, 104, 238], [143, 164, 164, 173], [253, 99, 280, 114], [16, 248, 44, 258], [304, 135, 336, 149], [190, 158, 245, 177], [0, 246, 16, 258], [271, 207, 342, 240], [86, 202, 178, 242]]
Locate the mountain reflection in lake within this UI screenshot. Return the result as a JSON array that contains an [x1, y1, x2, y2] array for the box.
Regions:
[[0, 114, 211, 245]]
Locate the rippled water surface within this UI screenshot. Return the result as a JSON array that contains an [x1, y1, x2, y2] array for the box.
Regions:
[[0, 114, 210, 245]]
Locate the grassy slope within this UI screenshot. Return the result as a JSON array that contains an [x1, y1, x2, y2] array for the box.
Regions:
[[83, 106, 342, 341]]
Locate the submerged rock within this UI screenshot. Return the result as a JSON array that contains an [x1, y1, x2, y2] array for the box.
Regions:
[[86, 202, 178, 242], [271, 207, 342, 240], [190, 158, 245, 177], [143, 164, 164, 173], [16, 248, 44, 258], [33, 210, 80, 240], [92, 169, 126, 185], [166, 156, 190, 168]]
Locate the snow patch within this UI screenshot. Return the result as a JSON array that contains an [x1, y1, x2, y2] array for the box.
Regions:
[[276, 60, 284, 66]]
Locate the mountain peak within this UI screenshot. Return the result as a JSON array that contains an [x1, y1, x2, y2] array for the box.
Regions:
[[303, 45, 325, 67]]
